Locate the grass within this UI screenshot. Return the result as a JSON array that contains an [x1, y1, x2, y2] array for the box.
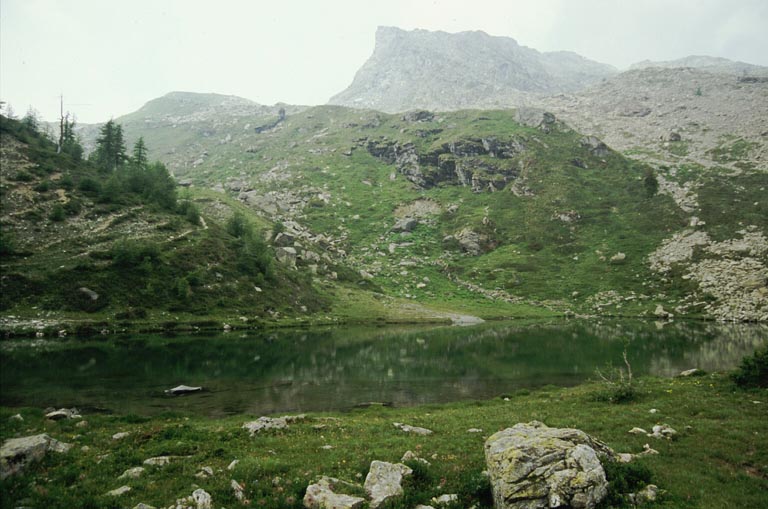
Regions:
[[1, 373, 765, 508]]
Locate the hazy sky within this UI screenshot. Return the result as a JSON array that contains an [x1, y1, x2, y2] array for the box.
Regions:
[[2, 0, 766, 123]]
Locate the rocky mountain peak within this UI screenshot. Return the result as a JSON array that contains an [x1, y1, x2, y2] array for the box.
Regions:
[[329, 26, 617, 113]]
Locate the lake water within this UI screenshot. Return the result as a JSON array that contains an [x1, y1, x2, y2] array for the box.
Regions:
[[1, 319, 765, 417]]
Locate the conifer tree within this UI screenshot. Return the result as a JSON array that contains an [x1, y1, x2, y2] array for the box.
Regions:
[[132, 137, 148, 168], [93, 119, 127, 171]]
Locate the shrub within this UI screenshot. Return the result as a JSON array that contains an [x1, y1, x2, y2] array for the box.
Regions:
[[49, 204, 66, 222], [111, 240, 161, 268], [593, 347, 638, 403], [600, 460, 653, 507], [78, 177, 102, 195], [731, 345, 768, 388]]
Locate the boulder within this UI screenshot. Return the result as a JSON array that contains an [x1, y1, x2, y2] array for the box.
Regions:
[[106, 485, 131, 496], [303, 476, 366, 509], [276, 246, 298, 268], [244, 416, 288, 434], [1, 434, 72, 479], [391, 217, 419, 232], [580, 136, 609, 157], [393, 422, 433, 435], [484, 421, 614, 509], [364, 461, 413, 508], [118, 466, 145, 479]]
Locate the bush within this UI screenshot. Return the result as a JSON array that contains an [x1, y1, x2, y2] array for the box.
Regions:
[[593, 348, 638, 404], [78, 177, 102, 195], [600, 460, 653, 508], [111, 240, 162, 268], [49, 204, 66, 222], [731, 346, 768, 388]]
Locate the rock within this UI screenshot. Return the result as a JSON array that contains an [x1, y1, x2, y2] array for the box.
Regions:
[[628, 427, 648, 435], [393, 422, 433, 435], [303, 476, 366, 509], [231, 479, 246, 502], [415, 506, 436, 509], [679, 368, 702, 377], [484, 421, 614, 509], [165, 385, 202, 395], [133, 504, 156, 509], [654, 304, 673, 318], [580, 135, 610, 156], [243, 416, 288, 434], [45, 408, 81, 420], [276, 246, 298, 268], [515, 108, 557, 132], [401, 450, 431, 466], [75, 420, 88, 428], [119, 466, 145, 479], [668, 131, 682, 142], [143, 455, 174, 466], [468, 428, 483, 433], [364, 461, 413, 508], [391, 217, 419, 232], [1, 434, 72, 480], [8, 414, 23, 422], [617, 453, 634, 463], [402, 110, 435, 122], [649, 424, 677, 440], [639, 444, 659, 456], [455, 228, 484, 256], [106, 485, 131, 496], [195, 466, 214, 478], [629, 484, 661, 504], [78, 287, 99, 301], [609, 252, 626, 264], [112, 431, 131, 440], [431, 494, 459, 506], [227, 459, 240, 470], [192, 488, 213, 509]]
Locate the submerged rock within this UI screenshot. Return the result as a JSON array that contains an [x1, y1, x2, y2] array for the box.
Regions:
[[165, 384, 203, 395], [484, 421, 614, 509]]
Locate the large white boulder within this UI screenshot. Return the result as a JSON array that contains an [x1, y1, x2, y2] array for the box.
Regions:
[[484, 421, 614, 509]]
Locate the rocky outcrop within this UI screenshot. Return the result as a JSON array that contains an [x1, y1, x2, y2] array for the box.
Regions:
[[1, 434, 72, 479], [484, 421, 614, 509]]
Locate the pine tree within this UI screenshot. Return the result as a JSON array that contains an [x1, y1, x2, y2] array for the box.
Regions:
[[132, 137, 148, 168], [93, 119, 127, 171]]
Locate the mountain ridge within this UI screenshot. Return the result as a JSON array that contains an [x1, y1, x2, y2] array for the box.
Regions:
[[328, 26, 617, 112]]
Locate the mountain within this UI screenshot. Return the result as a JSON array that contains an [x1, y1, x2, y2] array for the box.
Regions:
[[630, 55, 768, 76], [536, 66, 768, 169], [328, 26, 617, 112]]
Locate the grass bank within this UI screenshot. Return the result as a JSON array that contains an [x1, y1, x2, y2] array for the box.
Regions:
[[1, 373, 766, 508]]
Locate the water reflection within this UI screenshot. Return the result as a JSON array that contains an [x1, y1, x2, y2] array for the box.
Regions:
[[1, 320, 764, 417]]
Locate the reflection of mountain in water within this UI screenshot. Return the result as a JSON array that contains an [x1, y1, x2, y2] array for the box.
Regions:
[[1, 320, 764, 416]]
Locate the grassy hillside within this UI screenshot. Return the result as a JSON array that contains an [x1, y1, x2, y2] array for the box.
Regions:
[[96, 100, 709, 318], [0, 115, 329, 328]]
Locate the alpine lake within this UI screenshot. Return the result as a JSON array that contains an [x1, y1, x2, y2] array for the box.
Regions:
[[1, 319, 765, 418]]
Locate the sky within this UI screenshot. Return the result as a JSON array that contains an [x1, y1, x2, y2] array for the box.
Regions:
[[1, 0, 766, 124]]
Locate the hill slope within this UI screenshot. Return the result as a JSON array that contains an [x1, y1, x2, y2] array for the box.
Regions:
[[0, 115, 330, 329]]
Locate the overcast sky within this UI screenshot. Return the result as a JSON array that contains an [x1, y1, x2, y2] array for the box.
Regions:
[[2, 0, 766, 123]]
